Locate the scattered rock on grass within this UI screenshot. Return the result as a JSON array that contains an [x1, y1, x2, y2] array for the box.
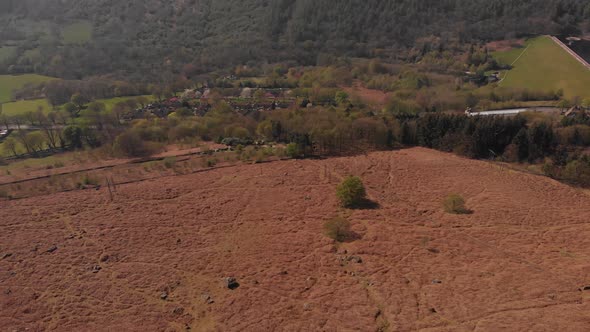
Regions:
[[225, 277, 240, 290], [201, 293, 214, 304], [347, 255, 363, 263]]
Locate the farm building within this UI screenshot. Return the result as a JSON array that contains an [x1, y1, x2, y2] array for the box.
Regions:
[[564, 105, 587, 117]]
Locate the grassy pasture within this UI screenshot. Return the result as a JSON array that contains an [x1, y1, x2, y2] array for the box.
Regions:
[[0, 74, 55, 104], [494, 36, 590, 99], [0, 99, 53, 117], [493, 46, 526, 67]]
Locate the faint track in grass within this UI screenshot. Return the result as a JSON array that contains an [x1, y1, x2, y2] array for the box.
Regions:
[[499, 44, 530, 83]]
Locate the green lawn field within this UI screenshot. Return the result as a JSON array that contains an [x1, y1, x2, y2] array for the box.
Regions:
[[0, 99, 53, 117], [494, 36, 590, 99], [493, 46, 527, 67], [0, 74, 56, 104]]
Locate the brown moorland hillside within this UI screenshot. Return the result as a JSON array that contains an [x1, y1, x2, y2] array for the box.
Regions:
[[1, 148, 590, 331]]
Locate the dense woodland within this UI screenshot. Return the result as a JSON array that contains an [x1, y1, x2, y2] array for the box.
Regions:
[[1, 0, 589, 79]]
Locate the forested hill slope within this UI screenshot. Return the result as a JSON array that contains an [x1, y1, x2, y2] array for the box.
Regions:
[[1, 0, 589, 79]]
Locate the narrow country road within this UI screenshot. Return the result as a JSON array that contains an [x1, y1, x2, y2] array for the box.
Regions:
[[551, 36, 590, 70]]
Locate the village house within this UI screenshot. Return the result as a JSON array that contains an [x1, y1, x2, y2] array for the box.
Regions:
[[564, 105, 588, 117]]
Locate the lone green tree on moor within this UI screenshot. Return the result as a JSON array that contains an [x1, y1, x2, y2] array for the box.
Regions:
[[336, 176, 367, 208]]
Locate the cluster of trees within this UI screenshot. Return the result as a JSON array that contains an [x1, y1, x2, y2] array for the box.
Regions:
[[0, 93, 161, 158], [405, 112, 590, 187], [544, 151, 590, 187], [410, 113, 558, 162], [2, 117, 85, 158], [1, 101, 123, 157], [1, 0, 589, 79]]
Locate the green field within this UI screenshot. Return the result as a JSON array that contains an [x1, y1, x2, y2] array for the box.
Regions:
[[0, 99, 52, 117], [494, 36, 590, 99], [0, 74, 56, 104], [493, 46, 527, 67], [61, 21, 93, 44]]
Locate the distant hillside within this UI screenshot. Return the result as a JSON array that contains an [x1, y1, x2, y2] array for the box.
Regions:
[[0, 0, 589, 80]]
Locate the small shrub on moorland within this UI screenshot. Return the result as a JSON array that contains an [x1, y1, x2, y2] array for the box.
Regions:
[[336, 176, 367, 208], [201, 158, 217, 168], [78, 174, 99, 188], [324, 217, 352, 242], [239, 146, 257, 161], [202, 147, 214, 156], [163, 157, 177, 169], [542, 159, 556, 178], [0, 189, 11, 199], [254, 147, 274, 163], [113, 130, 159, 158], [443, 194, 471, 214], [274, 147, 286, 158], [286, 143, 302, 159]]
